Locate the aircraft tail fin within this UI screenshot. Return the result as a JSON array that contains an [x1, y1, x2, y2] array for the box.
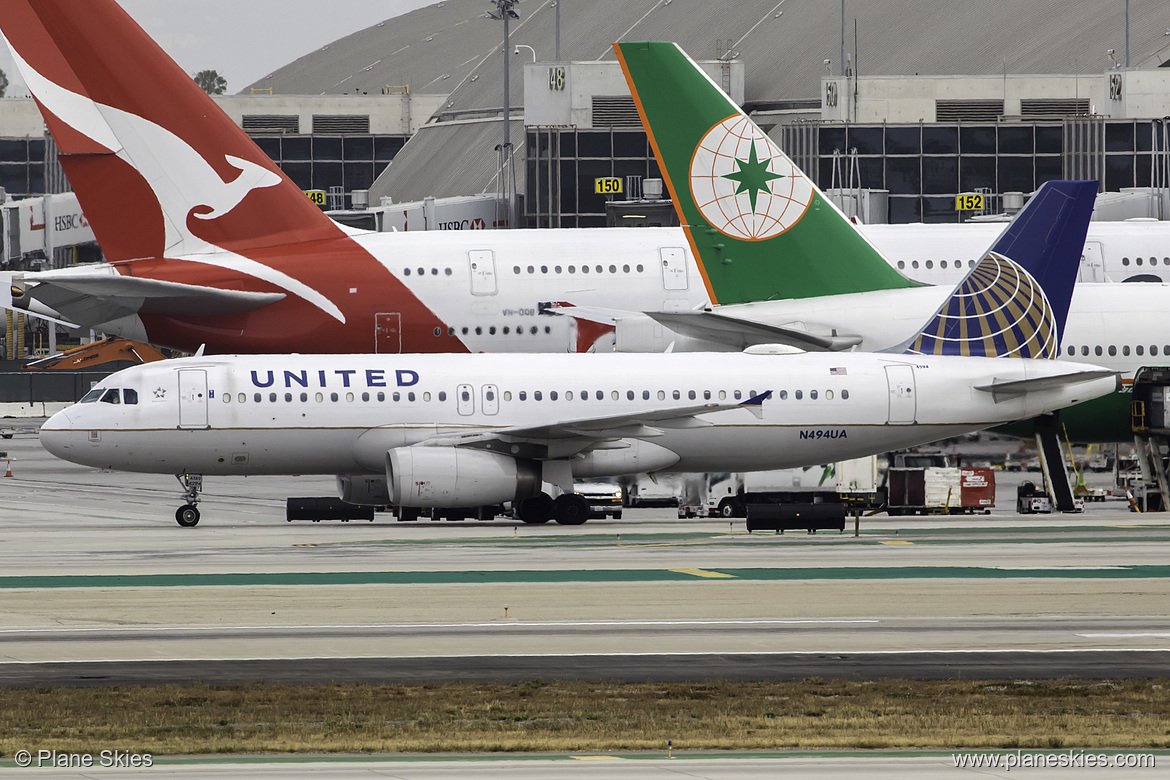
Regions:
[[0, 0, 343, 262], [903, 180, 1098, 359], [614, 41, 914, 306]]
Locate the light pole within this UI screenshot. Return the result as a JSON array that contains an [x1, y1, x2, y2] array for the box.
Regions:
[[487, 0, 521, 228], [487, 0, 520, 152], [1125, 0, 1130, 68]]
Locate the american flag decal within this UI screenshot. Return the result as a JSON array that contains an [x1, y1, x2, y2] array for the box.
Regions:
[[830, 367, 847, 375]]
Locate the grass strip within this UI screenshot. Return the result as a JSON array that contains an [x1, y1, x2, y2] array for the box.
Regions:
[[1, 678, 1168, 756]]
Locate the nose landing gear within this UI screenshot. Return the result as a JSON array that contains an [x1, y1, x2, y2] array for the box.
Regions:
[[175, 473, 203, 527]]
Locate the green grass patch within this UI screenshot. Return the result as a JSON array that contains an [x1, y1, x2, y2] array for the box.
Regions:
[[1, 678, 1169, 755]]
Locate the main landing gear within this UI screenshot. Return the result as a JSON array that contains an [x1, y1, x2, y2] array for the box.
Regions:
[[175, 473, 203, 527], [515, 492, 590, 525]]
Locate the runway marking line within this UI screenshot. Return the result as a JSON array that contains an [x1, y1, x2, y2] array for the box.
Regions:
[[880, 541, 914, 545], [0, 619, 882, 636], [1075, 632, 1170, 638], [571, 756, 628, 761], [2, 565, 1170, 589], [670, 568, 736, 578]]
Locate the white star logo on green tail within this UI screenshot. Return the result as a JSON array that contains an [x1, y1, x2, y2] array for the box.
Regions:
[[689, 115, 814, 241]]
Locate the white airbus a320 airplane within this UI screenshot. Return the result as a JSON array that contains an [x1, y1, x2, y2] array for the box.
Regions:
[[41, 212, 1117, 526]]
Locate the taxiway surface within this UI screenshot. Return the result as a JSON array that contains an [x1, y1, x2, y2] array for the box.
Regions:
[[1, 428, 1168, 685]]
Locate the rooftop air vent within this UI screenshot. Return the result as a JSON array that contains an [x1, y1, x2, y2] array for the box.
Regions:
[[591, 96, 641, 128], [935, 100, 1004, 122], [312, 115, 371, 134], [241, 115, 300, 134]]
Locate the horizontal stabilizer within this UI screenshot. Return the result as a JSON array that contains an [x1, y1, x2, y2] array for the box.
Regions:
[[542, 302, 634, 325], [648, 311, 862, 352], [13, 269, 285, 326], [975, 369, 1119, 400]]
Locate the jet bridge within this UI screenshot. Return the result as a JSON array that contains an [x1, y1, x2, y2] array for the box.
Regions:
[[1129, 367, 1170, 512]]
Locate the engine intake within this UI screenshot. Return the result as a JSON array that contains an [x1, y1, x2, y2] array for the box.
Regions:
[[386, 447, 541, 508], [336, 474, 390, 506]]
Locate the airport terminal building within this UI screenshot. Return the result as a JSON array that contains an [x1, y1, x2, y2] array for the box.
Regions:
[[1, 0, 1170, 262], [238, 0, 1170, 228]]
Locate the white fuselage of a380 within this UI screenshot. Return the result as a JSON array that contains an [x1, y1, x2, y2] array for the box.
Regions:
[[41, 352, 1117, 510]]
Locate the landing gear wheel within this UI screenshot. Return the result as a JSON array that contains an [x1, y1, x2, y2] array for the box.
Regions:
[[174, 473, 203, 527], [553, 493, 590, 525], [517, 493, 554, 524], [175, 505, 201, 527]]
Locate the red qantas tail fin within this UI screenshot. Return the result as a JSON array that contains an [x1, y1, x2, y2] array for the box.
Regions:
[[0, 0, 344, 262]]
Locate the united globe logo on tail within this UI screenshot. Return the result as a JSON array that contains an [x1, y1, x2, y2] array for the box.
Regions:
[[689, 115, 815, 241], [909, 252, 1058, 359]]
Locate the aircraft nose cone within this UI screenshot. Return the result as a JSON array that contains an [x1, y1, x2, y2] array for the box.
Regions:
[[39, 408, 75, 459]]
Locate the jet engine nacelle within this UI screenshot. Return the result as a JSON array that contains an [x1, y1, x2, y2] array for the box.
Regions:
[[386, 447, 541, 508], [336, 474, 391, 506]]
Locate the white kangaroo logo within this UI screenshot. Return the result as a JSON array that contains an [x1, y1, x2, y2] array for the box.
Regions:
[[11, 47, 344, 322]]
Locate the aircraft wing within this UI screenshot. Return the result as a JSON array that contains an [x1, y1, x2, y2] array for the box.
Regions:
[[647, 310, 863, 352], [11, 267, 286, 326], [975, 369, 1120, 400], [425, 392, 772, 459]]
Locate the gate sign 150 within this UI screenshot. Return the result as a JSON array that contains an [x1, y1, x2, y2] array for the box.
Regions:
[[595, 177, 623, 195]]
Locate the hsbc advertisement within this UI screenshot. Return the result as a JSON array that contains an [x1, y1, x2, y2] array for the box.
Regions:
[[11, 192, 95, 254], [378, 194, 508, 232]]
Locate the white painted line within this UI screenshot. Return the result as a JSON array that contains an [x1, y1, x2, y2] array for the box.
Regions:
[[3, 648, 1170, 666], [0, 619, 881, 635], [1074, 632, 1170, 638]]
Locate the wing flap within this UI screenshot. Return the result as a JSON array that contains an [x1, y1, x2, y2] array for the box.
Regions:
[[425, 392, 773, 456]]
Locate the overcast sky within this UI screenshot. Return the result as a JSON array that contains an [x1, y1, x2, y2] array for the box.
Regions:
[[0, 0, 437, 96]]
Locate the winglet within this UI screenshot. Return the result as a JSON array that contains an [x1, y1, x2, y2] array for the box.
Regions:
[[739, 390, 772, 419]]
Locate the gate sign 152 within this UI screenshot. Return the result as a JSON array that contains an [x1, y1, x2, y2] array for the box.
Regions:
[[955, 192, 984, 211]]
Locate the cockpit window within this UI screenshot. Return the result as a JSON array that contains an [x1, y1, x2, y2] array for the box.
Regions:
[[100, 388, 121, 405], [123, 389, 138, 405], [79, 388, 105, 403]]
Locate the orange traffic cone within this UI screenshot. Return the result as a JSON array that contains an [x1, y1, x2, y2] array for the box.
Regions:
[[4, 460, 11, 478]]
